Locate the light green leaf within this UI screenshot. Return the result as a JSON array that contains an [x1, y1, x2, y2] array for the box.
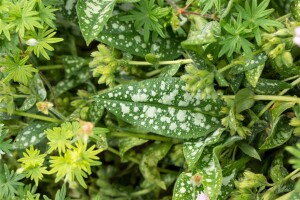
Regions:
[[116, 0, 140, 2], [96, 15, 182, 60], [159, 64, 181, 77], [13, 121, 57, 149], [88, 101, 104, 123], [245, 52, 268, 87], [93, 77, 221, 139], [260, 116, 293, 150], [173, 172, 203, 200], [140, 142, 172, 189], [183, 128, 224, 169], [234, 88, 255, 114], [31, 74, 47, 101], [77, 0, 116, 45], [271, 101, 296, 122]]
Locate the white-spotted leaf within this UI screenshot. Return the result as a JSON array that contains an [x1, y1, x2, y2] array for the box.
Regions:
[[19, 96, 36, 111], [77, 0, 116, 45], [183, 128, 224, 169], [244, 78, 291, 95], [119, 137, 148, 158], [172, 172, 203, 200], [140, 142, 172, 189], [195, 146, 222, 200], [260, 116, 293, 150], [93, 77, 221, 139], [13, 121, 57, 149], [97, 16, 182, 60], [62, 56, 87, 79]]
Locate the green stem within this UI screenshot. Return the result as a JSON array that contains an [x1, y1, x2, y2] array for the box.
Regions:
[[247, 76, 300, 128], [0, 93, 30, 98], [109, 131, 174, 142], [218, 61, 244, 73], [222, 95, 300, 102], [131, 188, 153, 197], [49, 108, 67, 120], [128, 59, 193, 66], [281, 168, 300, 183], [0, 108, 62, 123], [146, 69, 162, 77], [221, 0, 235, 19], [37, 65, 64, 70]]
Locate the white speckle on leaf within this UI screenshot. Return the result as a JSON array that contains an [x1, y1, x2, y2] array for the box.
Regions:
[[30, 136, 36, 143], [176, 110, 187, 122], [180, 187, 186, 193], [131, 93, 148, 102], [120, 103, 130, 114], [146, 107, 156, 118], [170, 123, 177, 130]]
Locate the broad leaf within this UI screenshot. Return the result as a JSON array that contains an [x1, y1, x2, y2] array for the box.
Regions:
[[88, 101, 104, 123], [19, 96, 36, 111], [159, 64, 181, 77], [93, 77, 221, 139], [62, 56, 87, 78], [173, 172, 203, 200], [119, 137, 148, 157], [140, 142, 172, 189], [234, 88, 255, 114], [244, 78, 291, 95], [260, 116, 293, 150], [13, 121, 57, 149], [96, 16, 182, 60], [237, 141, 261, 161], [271, 101, 295, 122], [77, 0, 116, 45], [245, 64, 264, 87], [183, 128, 224, 169]]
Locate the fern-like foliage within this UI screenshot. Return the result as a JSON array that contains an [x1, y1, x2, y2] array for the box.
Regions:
[[17, 145, 48, 186], [1, 51, 38, 85], [0, 164, 25, 199], [121, 0, 170, 42], [235, 0, 283, 45], [0, 124, 13, 158]]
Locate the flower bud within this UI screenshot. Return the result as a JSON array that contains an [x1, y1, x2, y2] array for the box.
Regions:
[[281, 51, 293, 67], [25, 38, 39, 46], [36, 101, 53, 115], [196, 192, 209, 200], [190, 174, 203, 186], [269, 44, 285, 58]]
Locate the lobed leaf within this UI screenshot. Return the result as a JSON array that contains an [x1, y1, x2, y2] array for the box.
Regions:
[[93, 77, 221, 139]]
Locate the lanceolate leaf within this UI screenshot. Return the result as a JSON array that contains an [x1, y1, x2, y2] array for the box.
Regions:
[[119, 137, 148, 157], [13, 121, 57, 149], [96, 16, 182, 60], [244, 78, 291, 95], [93, 77, 221, 139], [183, 128, 224, 169], [77, 0, 116, 45], [260, 116, 293, 150]]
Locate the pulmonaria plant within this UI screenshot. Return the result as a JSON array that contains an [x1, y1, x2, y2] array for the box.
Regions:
[[2, 0, 300, 199]]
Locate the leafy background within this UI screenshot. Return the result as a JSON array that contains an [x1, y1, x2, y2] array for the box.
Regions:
[[1, 0, 300, 199]]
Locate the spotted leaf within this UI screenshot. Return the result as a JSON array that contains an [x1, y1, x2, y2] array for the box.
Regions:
[[77, 0, 116, 45], [92, 77, 221, 139], [62, 56, 87, 79], [13, 121, 57, 149], [260, 116, 293, 150], [173, 172, 204, 200], [119, 137, 148, 158], [96, 15, 183, 60], [183, 128, 224, 169]]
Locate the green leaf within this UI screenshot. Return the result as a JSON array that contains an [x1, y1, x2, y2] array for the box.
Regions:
[[13, 121, 57, 149], [195, 146, 222, 200], [183, 128, 224, 169], [119, 137, 148, 157], [76, 0, 116, 45], [244, 78, 291, 95], [93, 77, 221, 139], [234, 88, 255, 114], [140, 142, 172, 189], [54, 68, 91, 96], [159, 64, 181, 77], [271, 101, 295, 122], [0, 124, 13, 155], [31, 74, 47, 101], [88, 101, 104, 123], [19, 96, 36, 111], [173, 172, 203, 200], [62, 56, 87, 79], [96, 15, 182, 60], [245, 53, 268, 87], [237, 141, 261, 161], [91, 127, 109, 150], [260, 116, 293, 150]]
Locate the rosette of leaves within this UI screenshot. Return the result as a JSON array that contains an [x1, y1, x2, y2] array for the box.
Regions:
[[120, 0, 170, 43], [89, 44, 122, 87]]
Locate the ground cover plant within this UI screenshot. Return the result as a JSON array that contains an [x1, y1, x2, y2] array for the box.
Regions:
[[1, 0, 300, 199]]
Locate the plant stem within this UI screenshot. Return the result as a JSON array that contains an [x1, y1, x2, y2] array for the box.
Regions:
[[37, 65, 64, 70], [49, 108, 67, 120], [109, 131, 174, 142], [146, 69, 162, 77], [0, 108, 62, 123], [221, 0, 235, 19], [222, 95, 300, 102], [218, 61, 244, 73], [131, 188, 153, 197], [128, 59, 193, 66]]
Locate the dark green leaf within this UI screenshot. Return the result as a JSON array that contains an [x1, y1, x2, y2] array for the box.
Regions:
[[76, 0, 116, 44], [119, 137, 148, 157], [244, 78, 291, 95], [93, 77, 221, 139], [237, 141, 261, 161], [234, 88, 255, 113], [159, 64, 181, 77], [19, 96, 36, 111], [62, 56, 87, 79]]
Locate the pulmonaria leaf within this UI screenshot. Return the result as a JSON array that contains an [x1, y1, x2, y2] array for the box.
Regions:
[[183, 128, 224, 169], [118, 137, 148, 158], [244, 78, 291, 95], [96, 15, 183, 60], [13, 121, 57, 149], [173, 172, 204, 200], [140, 142, 172, 189], [92, 77, 221, 139], [76, 0, 116, 45], [260, 116, 293, 150], [62, 56, 87, 79], [19, 96, 36, 111], [245, 52, 268, 87]]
